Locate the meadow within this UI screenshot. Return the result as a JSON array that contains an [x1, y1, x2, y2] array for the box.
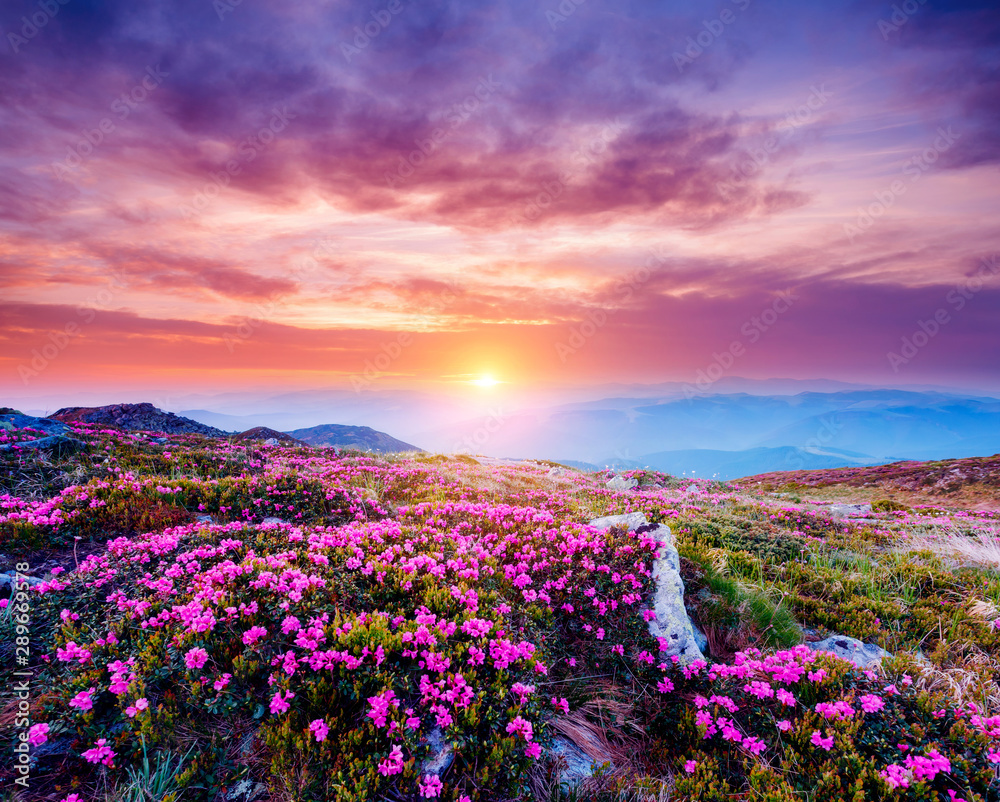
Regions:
[[3, 419, 1000, 801]]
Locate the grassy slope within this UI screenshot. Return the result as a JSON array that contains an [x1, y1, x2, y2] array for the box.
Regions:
[[739, 453, 1000, 511], [3, 424, 1000, 801]]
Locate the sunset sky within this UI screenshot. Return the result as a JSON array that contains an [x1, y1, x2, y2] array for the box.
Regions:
[[2, 0, 999, 407]]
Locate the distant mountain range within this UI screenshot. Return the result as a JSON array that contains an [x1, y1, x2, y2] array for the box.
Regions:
[[607, 446, 902, 481], [413, 388, 1000, 477], [29, 384, 1000, 479]]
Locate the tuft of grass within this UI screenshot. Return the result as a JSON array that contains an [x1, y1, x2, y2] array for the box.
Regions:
[[110, 736, 192, 802]]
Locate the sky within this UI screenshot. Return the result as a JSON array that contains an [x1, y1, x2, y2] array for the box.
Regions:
[[1, 0, 999, 411]]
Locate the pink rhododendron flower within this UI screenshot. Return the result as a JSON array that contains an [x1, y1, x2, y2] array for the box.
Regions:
[[810, 730, 834, 751], [69, 687, 96, 712], [125, 698, 149, 717], [419, 774, 443, 798], [28, 723, 49, 746], [378, 745, 405, 776], [184, 647, 208, 670], [309, 718, 329, 742], [82, 738, 116, 766], [269, 689, 295, 714], [684, 760, 697, 773], [776, 720, 792, 732], [242, 626, 267, 646]]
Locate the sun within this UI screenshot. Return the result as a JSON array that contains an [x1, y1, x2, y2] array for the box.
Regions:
[[470, 374, 499, 387]]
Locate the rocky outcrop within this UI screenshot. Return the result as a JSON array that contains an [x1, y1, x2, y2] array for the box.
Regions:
[[50, 403, 228, 437], [588, 512, 705, 663]]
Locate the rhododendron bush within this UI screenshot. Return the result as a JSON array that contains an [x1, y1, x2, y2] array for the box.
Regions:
[[4, 423, 1000, 800]]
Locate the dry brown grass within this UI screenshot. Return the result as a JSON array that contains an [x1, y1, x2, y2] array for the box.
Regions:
[[531, 684, 661, 801], [908, 641, 1000, 713], [898, 526, 1000, 568]]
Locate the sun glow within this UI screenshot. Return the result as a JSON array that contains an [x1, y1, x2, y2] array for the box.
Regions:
[[470, 374, 500, 387]]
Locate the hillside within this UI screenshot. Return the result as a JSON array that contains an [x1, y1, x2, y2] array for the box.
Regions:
[[3, 418, 1000, 801], [231, 427, 308, 446], [741, 453, 1000, 510], [286, 422, 423, 453]]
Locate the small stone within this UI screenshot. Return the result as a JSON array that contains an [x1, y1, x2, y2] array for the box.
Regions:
[[807, 635, 888, 669], [549, 737, 598, 792], [421, 726, 454, 775]]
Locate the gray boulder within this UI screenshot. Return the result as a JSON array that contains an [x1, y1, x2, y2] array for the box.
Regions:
[[826, 503, 871, 519], [0, 413, 69, 434], [807, 635, 888, 669], [0, 435, 84, 455]]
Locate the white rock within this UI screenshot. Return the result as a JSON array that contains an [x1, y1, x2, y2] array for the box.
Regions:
[[588, 512, 649, 531], [640, 523, 704, 663], [605, 475, 638, 492]]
